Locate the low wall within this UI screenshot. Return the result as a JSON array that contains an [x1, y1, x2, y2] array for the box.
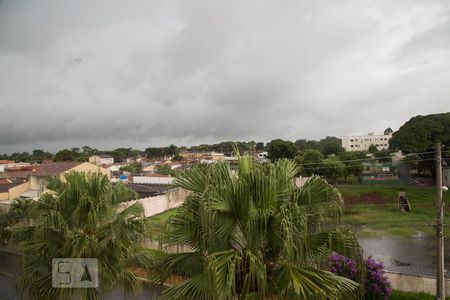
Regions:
[[386, 271, 450, 296], [121, 188, 188, 218], [142, 239, 192, 254]]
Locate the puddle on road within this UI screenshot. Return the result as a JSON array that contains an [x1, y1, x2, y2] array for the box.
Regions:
[[358, 233, 450, 276]]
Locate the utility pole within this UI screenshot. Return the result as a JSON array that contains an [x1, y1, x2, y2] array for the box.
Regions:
[[436, 142, 445, 299]]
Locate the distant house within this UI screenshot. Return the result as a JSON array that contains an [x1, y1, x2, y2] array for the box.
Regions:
[[0, 160, 15, 172], [257, 151, 268, 160], [126, 157, 142, 164], [341, 132, 392, 152], [25, 162, 110, 199], [0, 178, 30, 209], [180, 151, 224, 161], [89, 155, 114, 166]]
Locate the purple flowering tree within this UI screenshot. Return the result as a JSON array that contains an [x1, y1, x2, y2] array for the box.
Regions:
[[364, 256, 392, 300], [330, 254, 392, 300]]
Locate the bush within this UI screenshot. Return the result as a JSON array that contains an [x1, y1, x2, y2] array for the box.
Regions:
[[330, 254, 392, 299], [365, 256, 392, 300]]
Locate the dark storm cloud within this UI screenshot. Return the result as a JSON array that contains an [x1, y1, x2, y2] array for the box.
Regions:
[[1, 0, 450, 153]]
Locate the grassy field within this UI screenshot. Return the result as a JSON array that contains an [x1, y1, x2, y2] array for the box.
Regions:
[[390, 290, 443, 300], [147, 184, 450, 239], [338, 184, 450, 238], [147, 209, 178, 240]]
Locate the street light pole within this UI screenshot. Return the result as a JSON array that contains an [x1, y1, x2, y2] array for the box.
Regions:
[[436, 142, 445, 299]]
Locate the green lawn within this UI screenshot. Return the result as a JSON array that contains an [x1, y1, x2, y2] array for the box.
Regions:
[[391, 290, 438, 300], [147, 209, 179, 240], [337, 184, 450, 238]]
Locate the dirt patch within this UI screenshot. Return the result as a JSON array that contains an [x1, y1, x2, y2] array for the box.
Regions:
[[343, 192, 386, 207]]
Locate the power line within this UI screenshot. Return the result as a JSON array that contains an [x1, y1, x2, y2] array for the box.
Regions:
[[298, 150, 450, 167], [298, 150, 441, 166], [301, 158, 436, 171]]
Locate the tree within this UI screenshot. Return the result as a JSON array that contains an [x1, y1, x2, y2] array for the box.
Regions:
[[296, 149, 324, 176], [321, 155, 345, 183], [384, 127, 393, 135], [119, 162, 141, 174], [266, 139, 298, 161], [368, 144, 378, 154], [53, 149, 74, 161], [155, 164, 175, 176], [255, 142, 265, 151], [156, 157, 361, 299], [338, 152, 364, 180], [16, 172, 153, 299], [31, 150, 53, 163], [9, 198, 35, 227], [320, 136, 345, 156], [390, 113, 450, 176]]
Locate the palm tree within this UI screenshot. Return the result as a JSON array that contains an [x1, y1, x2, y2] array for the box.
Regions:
[[9, 197, 35, 226], [157, 156, 361, 299], [16, 171, 154, 299]]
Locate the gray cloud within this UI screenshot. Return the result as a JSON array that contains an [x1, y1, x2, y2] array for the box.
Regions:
[[1, 0, 450, 153]]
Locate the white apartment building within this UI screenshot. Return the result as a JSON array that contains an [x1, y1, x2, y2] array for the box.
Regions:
[[341, 133, 392, 152]]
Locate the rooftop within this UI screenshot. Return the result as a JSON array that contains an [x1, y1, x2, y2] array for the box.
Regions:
[[33, 161, 83, 176]]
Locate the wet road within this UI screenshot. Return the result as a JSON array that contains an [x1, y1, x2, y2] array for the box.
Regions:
[[359, 235, 450, 276]]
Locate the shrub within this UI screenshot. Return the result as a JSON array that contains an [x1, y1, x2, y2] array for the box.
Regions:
[[330, 254, 392, 300], [364, 256, 392, 300]]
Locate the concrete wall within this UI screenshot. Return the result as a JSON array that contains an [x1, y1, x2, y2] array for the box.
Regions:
[[121, 188, 188, 218], [142, 238, 192, 253], [30, 175, 47, 190], [0, 191, 8, 201], [295, 177, 311, 188], [132, 176, 174, 185], [8, 181, 30, 200], [386, 271, 450, 296]]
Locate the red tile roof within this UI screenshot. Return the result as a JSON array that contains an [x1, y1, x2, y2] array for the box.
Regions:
[[33, 161, 83, 176], [3, 171, 32, 179]]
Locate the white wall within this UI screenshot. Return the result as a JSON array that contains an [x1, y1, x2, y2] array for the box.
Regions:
[[132, 176, 174, 185], [341, 134, 392, 152], [120, 188, 187, 217]]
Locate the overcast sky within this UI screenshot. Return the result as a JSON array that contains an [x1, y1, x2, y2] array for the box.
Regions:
[[0, 0, 449, 153]]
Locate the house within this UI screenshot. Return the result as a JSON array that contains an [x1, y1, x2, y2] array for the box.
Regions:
[[0, 178, 30, 200], [89, 155, 114, 166], [0, 160, 15, 172], [180, 151, 224, 161], [0, 178, 31, 212], [25, 162, 110, 199], [341, 132, 392, 152], [126, 157, 142, 164]]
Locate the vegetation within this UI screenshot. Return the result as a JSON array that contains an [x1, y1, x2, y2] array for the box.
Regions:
[[390, 290, 443, 300], [119, 162, 142, 174], [156, 157, 361, 299], [338, 184, 450, 238], [266, 139, 298, 161], [15, 172, 153, 299], [147, 209, 179, 240], [390, 113, 450, 176], [155, 164, 176, 176], [330, 254, 392, 299], [145, 144, 180, 160]]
